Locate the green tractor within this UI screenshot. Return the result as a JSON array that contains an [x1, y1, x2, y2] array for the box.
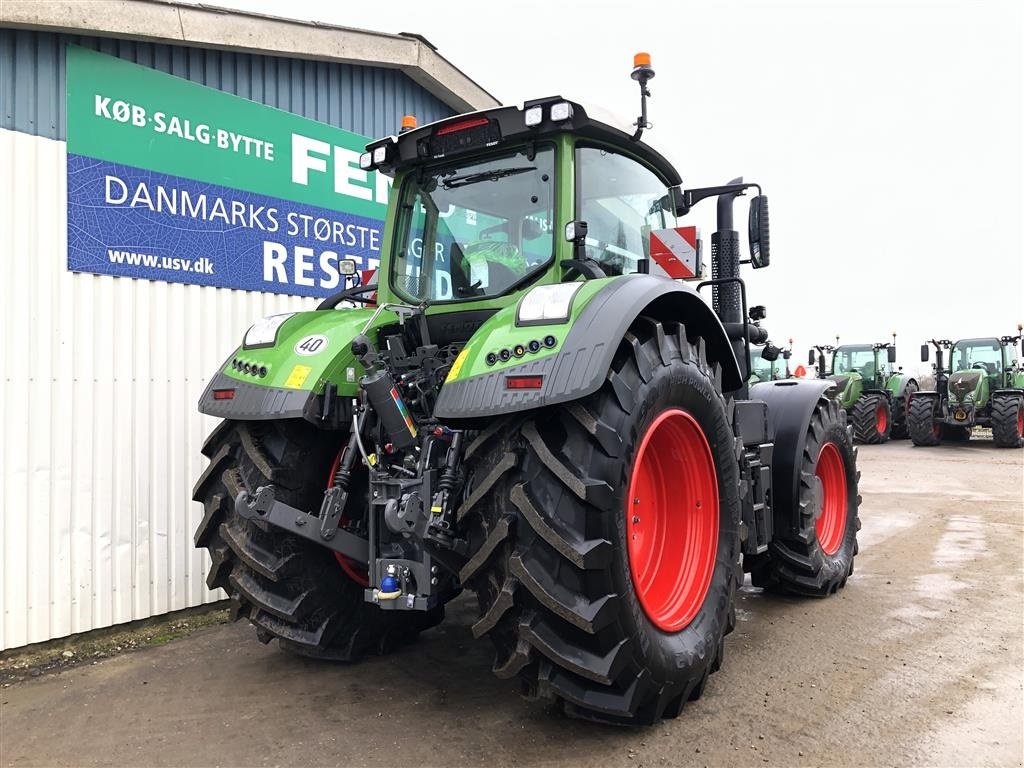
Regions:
[[909, 330, 1024, 448], [809, 336, 917, 444], [192, 57, 861, 725], [748, 335, 793, 384]]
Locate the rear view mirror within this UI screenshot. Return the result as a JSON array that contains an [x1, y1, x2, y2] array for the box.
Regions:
[[748, 195, 770, 269], [887, 346, 897, 364], [808, 349, 816, 366], [920, 344, 929, 362]]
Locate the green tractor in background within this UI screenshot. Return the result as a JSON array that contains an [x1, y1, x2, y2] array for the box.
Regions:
[[910, 329, 1024, 448], [809, 336, 917, 444], [748, 335, 794, 384], [192, 57, 862, 725]]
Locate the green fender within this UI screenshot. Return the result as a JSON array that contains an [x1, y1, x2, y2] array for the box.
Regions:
[[885, 372, 917, 401], [197, 306, 397, 423], [434, 274, 742, 422]]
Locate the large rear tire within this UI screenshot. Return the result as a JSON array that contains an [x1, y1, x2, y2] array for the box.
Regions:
[[908, 395, 941, 446], [458, 317, 742, 725], [748, 398, 860, 596], [851, 393, 891, 444], [992, 394, 1024, 448], [193, 420, 442, 659], [890, 380, 918, 440]]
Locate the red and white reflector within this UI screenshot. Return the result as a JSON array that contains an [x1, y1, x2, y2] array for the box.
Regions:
[[505, 375, 544, 390], [649, 226, 700, 279]]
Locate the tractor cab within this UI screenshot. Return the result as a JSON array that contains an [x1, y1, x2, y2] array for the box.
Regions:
[[749, 337, 793, 383], [948, 338, 1010, 378], [943, 337, 1016, 408], [831, 342, 897, 388], [362, 96, 690, 319], [350, 79, 770, 380]]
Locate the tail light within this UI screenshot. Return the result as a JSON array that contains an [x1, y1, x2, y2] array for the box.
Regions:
[[505, 375, 544, 390]]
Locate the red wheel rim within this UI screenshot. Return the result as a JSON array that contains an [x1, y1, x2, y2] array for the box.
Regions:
[[876, 404, 888, 434], [327, 448, 369, 587], [626, 409, 718, 632], [1018, 406, 1023, 438], [933, 422, 941, 439], [814, 442, 848, 556]]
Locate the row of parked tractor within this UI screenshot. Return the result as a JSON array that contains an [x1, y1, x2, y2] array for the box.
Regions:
[[747, 328, 1024, 448]]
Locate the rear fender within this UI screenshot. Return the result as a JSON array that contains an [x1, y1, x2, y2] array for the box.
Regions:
[[749, 379, 833, 536], [198, 306, 390, 423], [434, 274, 742, 422], [887, 375, 917, 400]]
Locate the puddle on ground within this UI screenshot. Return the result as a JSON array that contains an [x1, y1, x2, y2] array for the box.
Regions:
[[932, 515, 988, 568]]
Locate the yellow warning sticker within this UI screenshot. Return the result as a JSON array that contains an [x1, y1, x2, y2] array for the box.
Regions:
[[445, 347, 470, 383], [284, 364, 313, 389]]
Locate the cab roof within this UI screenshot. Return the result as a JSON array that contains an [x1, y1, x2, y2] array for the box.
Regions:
[[364, 96, 683, 187]]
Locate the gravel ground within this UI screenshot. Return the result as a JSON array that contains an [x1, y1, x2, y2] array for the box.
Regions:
[[1, 439, 1021, 767]]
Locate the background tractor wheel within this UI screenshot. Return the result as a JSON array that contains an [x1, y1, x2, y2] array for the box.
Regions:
[[890, 381, 918, 440], [991, 395, 1024, 448], [908, 396, 941, 446], [458, 317, 742, 725], [748, 398, 860, 596], [940, 424, 972, 442], [851, 393, 891, 444], [193, 420, 442, 660]]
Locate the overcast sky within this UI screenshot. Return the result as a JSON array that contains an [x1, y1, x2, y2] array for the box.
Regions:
[[218, 0, 1021, 374]]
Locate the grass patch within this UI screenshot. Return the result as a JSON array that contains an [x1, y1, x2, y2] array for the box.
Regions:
[[0, 604, 231, 685]]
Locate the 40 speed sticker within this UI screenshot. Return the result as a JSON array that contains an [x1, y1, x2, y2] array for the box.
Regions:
[[294, 334, 329, 356]]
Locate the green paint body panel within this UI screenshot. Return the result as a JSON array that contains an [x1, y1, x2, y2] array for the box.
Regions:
[[221, 307, 394, 396], [947, 374, 990, 407], [448, 279, 607, 382]]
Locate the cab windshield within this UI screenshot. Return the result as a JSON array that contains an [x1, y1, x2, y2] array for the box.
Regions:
[[832, 345, 876, 376], [390, 145, 555, 302], [950, 339, 1001, 375]]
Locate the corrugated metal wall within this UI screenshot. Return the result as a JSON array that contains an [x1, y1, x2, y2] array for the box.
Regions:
[[0, 29, 455, 140], [0, 28, 455, 650]]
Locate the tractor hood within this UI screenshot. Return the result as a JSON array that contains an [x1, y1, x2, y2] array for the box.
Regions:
[[948, 371, 983, 403]]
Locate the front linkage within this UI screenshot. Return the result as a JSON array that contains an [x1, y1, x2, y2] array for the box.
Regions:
[[234, 306, 473, 612]]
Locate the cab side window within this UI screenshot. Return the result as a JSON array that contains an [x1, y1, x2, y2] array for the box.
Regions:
[[575, 146, 675, 275]]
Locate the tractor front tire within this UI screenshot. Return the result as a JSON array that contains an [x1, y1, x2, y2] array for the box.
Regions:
[[992, 394, 1024, 448], [908, 396, 941, 446], [890, 381, 918, 440], [458, 317, 741, 725], [748, 398, 860, 596], [851, 393, 891, 444], [193, 420, 442, 660]]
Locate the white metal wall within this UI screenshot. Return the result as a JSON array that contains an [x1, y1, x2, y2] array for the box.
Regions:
[[0, 127, 318, 649]]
